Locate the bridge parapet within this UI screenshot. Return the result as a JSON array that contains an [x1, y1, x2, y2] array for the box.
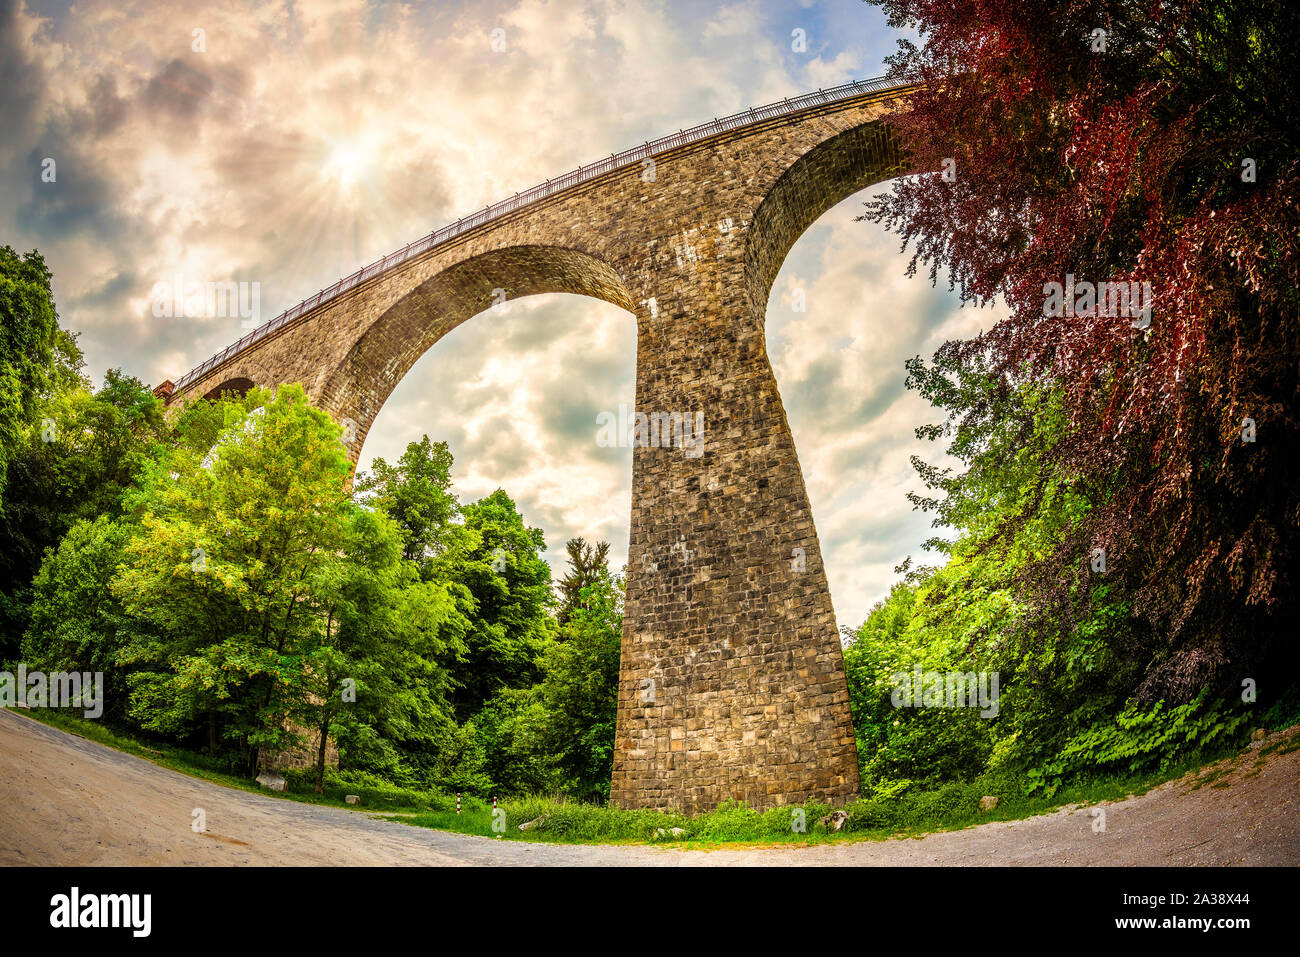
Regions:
[[169, 76, 915, 399]]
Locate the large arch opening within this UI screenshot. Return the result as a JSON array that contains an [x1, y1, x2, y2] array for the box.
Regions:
[[351, 251, 639, 585], [758, 165, 1002, 630], [320, 244, 636, 461], [744, 121, 909, 315], [202, 376, 255, 401]]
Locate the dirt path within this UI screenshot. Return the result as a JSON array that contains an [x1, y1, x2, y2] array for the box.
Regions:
[[1, 708, 1296, 866]]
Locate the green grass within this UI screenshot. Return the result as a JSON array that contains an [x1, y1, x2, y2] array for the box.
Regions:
[[390, 759, 1224, 847], [16, 707, 1289, 848], [17, 707, 445, 813]]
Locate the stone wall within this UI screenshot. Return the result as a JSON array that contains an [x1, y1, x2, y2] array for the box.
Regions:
[[257, 720, 339, 774]]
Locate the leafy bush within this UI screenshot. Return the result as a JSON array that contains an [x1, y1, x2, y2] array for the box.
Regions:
[[279, 767, 477, 812], [502, 794, 688, 841], [1023, 692, 1253, 797]]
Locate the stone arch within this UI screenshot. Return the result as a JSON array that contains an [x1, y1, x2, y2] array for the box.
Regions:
[[318, 244, 636, 460], [202, 376, 256, 401], [743, 121, 908, 318], [158, 83, 921, 813]]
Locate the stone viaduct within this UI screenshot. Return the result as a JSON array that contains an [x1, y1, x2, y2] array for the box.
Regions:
[[158, 76, 916, 814]]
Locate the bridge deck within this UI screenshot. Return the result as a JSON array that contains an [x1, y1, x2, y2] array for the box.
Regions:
[[167, 74, 914, 396]]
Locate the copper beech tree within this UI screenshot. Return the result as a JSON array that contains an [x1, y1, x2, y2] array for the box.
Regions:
[[864, 0, 1300, 700]]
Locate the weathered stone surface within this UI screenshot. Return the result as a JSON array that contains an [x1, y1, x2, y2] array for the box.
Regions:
[[979, 795, 999, 811], [345, 794, 360, 805], [255, 772, 287, 792], [165, 84, 916, 814], [257, 718, 338, 773]]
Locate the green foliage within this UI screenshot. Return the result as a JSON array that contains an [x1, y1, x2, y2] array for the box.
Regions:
[[842, 350, 1276, 800], [294, 505, 471, 792], [0, 367, 164, 657], [21, 515, 149, 725], [279, 766, 469, 812], [524, 572, 623, 799], [467, 688, 561, 797], [842, 581, 995, 788], [1023, 693, 1253, 797], [428, 488, 555, 720], [24, 411, 622, 802], [1262, 687, 1300, 732], [498, 794, 691, 842], [25, 386, 475, 790], [466, 549, 624, 800], [556, 537, 611, 625], [355, 435, 457, 568], [0, 246, 68, 513], [110, 385, 356, 764]]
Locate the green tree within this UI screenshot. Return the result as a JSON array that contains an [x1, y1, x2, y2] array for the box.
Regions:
[[842, 347, 1255, 793], [111, 384, 356, 773], [556, 536, 611, 626], [297, 508, 470, 792], [355, 435, 458, 569], [474, 544, 624, 800], [21, 515, 153, 725], [466, 689, 560, 797], [429, 489, 554, 721], [0, 370, 166, 657], [0, 246, 66, 512], [532, 568, 623, 799], [900, 354, 1138, 772]]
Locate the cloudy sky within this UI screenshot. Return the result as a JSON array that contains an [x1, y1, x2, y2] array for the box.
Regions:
[[2, 0, 1000, 628]]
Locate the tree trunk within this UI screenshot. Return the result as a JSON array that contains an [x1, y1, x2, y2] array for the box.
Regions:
[[314, 715, 330, 794]]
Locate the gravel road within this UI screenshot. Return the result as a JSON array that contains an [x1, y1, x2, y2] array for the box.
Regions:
[[2, 708, 1296, 866]]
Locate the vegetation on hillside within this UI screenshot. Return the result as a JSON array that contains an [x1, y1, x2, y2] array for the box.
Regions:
[[842, 0, 1300, 798]]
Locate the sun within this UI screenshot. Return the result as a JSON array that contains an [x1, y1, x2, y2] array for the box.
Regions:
[[323, 140, 373, 187]]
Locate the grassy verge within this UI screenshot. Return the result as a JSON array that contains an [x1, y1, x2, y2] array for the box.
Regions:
[[16, 707, 445, 813], [384, 760, 1205, 847], [14, 706, 1287, 848]]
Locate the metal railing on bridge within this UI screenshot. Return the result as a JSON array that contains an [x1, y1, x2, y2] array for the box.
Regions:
[[173, 74, 909, 392]]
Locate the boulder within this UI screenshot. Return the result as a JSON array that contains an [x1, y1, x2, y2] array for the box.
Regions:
[[255, 772, 286, 792], [818, 810, 850, 832], [345, 794, 361, 805], [518, 816, 547, 832], [654, 827, 688, 839], [979, 795, 999, 811]]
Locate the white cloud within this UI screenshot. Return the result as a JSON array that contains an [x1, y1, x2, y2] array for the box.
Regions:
[[6, 0, 993, 628]]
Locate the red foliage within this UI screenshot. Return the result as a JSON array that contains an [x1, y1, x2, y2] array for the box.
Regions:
[[865, 0, 1300, 699]]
